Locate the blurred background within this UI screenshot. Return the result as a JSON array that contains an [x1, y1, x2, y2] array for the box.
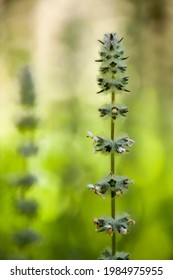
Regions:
[[0, 0, 173, 260]]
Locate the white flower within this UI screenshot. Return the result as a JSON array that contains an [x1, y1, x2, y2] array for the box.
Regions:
[[117, 146, 126, 153], [87, 130, 94, 138], [126, 138, 134, 146], [87, 184, 105, 198], [120, 227, 127, 235], [87, 184, 95, 189]]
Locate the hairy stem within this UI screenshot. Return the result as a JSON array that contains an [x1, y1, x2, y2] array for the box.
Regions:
[[111, 91, 116, 256]]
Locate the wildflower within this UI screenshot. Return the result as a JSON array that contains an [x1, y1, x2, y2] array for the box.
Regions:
[[87, 174, 133, 198], [119, 226, 127, 235], [114, 215, 135, 235], [98, 104, 128, 120], [87, 184, 107, 198], [93, 218, 114, 236], [18, 142, 38, 157], [127, 219, 136, 226], [113, 136, 134, 153], [19, 67, 36, 107], [87, 131, 112, 153], [87, 33, 135, 259], [117, 146, 126, 153], [96, 33, 130, 94], [13, 174, 37, 188], [14, 228, 40, 248]]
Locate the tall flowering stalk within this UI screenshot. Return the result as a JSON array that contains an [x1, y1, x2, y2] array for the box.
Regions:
[[87, 33, 135, 259], [13, 67, 40, 256]]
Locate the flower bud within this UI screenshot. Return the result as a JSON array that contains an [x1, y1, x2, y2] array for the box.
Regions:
[[127, 219, 135, 226], [115, 189, 122, 197]]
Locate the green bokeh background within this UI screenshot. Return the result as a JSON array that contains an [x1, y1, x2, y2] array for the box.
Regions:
[[0, 0, 173, 260]]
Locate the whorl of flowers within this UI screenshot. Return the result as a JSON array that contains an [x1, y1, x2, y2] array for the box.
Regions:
[[87, 174, 133, 198], [87, 130, 134, 154], [93, 216, 135, 237]]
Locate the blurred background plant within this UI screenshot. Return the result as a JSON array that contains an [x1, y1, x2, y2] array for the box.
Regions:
[[0, 0, 173, 260], [11, 66, 40, 259]]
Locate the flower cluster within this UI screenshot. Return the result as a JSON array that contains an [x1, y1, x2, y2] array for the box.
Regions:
[[17, 115, 39, 132], [87, 174, 133, 198], [93, 215, 135, 237], [87, 130, 112, 153], [87, 130, 134, 154], [113, 136, 134, 153], [96, 33, 129, 94], [99, 104, 128, 119], [18, 142, 38, 157], [94, 217, 114, 236], [14, 228, 40, 248], [13, 174, 37, 189], [19, 66, 36, 107]]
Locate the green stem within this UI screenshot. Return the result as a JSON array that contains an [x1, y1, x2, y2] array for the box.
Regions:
[[111, 91, 116, 256]]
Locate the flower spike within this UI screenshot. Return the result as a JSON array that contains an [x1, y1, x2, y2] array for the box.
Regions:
[[87, 33, 135, 259]]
